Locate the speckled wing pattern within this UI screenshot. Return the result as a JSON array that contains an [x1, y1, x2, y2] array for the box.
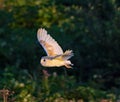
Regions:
[[37, 28, 63, 56]]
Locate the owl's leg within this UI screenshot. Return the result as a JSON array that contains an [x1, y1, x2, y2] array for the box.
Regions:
[[65, 64, 72, 68], [64, 60, 73, 68]]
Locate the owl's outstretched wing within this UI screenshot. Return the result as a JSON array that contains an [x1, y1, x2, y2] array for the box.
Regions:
[[37, 28, 63, 56]]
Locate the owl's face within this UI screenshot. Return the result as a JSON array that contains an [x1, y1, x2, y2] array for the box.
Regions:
[[40, 57, 48, 66]]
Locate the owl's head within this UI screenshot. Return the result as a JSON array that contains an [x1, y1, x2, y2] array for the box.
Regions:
[[40, 57, 47, 66], [40, 56, 52, 67]]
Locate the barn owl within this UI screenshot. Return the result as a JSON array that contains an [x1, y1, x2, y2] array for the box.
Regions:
[[37, 28, 74, 68]]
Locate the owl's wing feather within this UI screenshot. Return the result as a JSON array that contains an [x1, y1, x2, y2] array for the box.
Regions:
[[37, 28, 63, 56], [62, 50, 74, 60], [54, 50, 74, 60]]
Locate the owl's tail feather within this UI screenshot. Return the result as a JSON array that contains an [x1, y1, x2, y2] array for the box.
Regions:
[[65, 60, 73, 68], [62, 50, 74, 60]]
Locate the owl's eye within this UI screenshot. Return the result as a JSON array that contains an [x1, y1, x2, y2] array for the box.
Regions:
[[43, 59, 46, 62]]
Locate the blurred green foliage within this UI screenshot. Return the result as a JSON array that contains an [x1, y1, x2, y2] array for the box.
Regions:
[[0, 0, 120, 101], [0, 66, 116, 101]]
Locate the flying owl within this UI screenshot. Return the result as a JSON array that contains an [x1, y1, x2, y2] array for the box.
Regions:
[[37, 28, 74, 68]]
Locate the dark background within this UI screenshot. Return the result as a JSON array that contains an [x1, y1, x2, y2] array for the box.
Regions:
[[0, 0, 120, 101]]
